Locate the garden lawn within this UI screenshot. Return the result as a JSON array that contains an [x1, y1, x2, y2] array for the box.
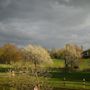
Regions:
[[0, 59, 90, 89]]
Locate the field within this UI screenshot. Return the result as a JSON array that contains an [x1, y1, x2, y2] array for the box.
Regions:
[[49, 59, 90, 89], [52, 59, 90, 70], [0, 59, 90, 90]]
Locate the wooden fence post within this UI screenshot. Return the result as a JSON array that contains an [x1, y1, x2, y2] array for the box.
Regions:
[[63, 77, 66, 86], [83, 78, 86, 89], [12, 71, 15, 77]]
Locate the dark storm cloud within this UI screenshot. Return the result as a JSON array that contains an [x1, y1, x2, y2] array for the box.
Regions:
[[0, 0, 90, 49], [56, 0, 90, 8]]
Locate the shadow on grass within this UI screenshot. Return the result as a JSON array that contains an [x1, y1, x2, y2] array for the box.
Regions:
[[53, 87, 90, 90], [49, 67, 90, 82], [0, 67, 11, 72]]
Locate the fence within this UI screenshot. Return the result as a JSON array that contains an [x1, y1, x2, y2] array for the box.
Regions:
[[57, 77, 90, 90]]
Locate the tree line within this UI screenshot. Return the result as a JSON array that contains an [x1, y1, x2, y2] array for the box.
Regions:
[[0, 43, 83, 71], [0, 43, 52, 64]]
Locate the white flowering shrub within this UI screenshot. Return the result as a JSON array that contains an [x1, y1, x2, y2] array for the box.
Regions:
[[24, 44, 53, 65], [63, 44, 82, 71]]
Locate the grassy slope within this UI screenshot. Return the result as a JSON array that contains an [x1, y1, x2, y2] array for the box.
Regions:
[[52, 59, 64, 68], [52, 58, 90, 70], [49, 59, 90, 89], [80, 59, 90, 70], [0, 59, 90, 89]]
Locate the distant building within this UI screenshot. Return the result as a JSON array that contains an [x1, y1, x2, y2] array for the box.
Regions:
[[82, 49, 90, 58]]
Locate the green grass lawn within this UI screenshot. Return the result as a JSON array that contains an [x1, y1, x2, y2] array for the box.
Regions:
[[0, 58, 89, 72], [80, 59, 90, 70], [52, 59, 90, 70], [49, 59, 90, 89], [0, 59, 90, 89], [0, 64, 12, 72], [52, 59, 64, 68]]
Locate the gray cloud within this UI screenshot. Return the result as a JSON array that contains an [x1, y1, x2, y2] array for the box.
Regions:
[[55, 0, 90, 8], [0, 0, 90, 49]]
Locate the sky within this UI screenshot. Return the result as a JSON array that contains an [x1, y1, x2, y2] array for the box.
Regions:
[[0, 0, 90, 49]]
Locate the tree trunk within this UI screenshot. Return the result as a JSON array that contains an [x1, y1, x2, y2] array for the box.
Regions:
[[34, 62, 39, 90]]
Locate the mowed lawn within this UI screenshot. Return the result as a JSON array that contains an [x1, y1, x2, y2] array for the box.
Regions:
[[49, 59, 90, 89], [0, 59, 90, 89], [80, 59, 90, 70], [52, 59, 65, 68], [52, 58, 90, 70], [51, 59, 90, 81], [0, 59, 89, 72]]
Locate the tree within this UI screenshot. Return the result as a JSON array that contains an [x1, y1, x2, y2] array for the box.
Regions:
[[0, 43, 22, 64], [49, 49, 58, 59], [49, 48, 64, 59], [23, 44, 53, 88], [63, 44, 83, 71], [24, 44, 53, 65]]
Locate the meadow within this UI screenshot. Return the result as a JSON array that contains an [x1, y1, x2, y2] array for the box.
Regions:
[[0, 59, 90, 90], [49, 59, 90, 89]]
